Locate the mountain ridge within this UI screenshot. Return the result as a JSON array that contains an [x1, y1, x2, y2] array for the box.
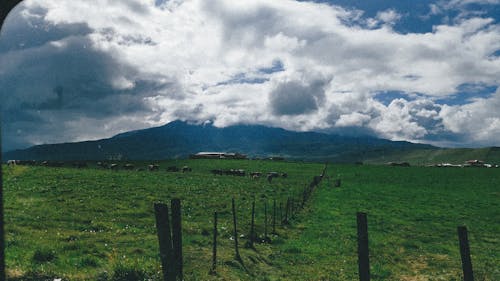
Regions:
[[3, 120, 436, 162]]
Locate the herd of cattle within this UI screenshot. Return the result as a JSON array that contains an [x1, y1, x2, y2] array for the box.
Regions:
[[5, 160, 193, 172], [5, 160, 288, 182], [210, 169, 287, 182]]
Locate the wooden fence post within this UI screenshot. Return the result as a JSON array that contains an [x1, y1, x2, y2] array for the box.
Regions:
[[154, 203, 175, 281], [302, 185, 307, 208], [334, 179, 341, 187], [171, 199, 183, 280], [357, 212, 370, 281], [284, 198, 289, 224], [249, 199, 255, 247], [458, 226, 474, 281], [211, 212, 217, 274], [272, 199, 276, 234], [264, 201, 268, 241], [279, 202, 283, 225], [231, 198, 241, 260]]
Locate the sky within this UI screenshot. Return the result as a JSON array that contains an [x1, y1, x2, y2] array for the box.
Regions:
[[1, 0, 500, 151]]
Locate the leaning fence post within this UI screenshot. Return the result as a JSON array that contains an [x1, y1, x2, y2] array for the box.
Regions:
[[231, 198, 241, 261], [357, 212, 370, 281], [171, 199, 183, 280], [458, 226, 474, 281], [211, 211, 218, 274], [154, 203, 175, 281]]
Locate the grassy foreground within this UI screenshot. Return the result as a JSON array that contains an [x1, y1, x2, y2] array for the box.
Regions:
[[2, 160, 499, 280]]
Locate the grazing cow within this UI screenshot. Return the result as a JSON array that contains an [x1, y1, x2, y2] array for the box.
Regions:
[[7, 160, 17, 166], [226, 169, 244, 176], [167, 166, 179, 172], [249, 172, 262, 179], [182, 166, 192, 173], [148, 164, 160, 171], [123, 163, 135, 170], [267, 172, 280, 183], [267, 174, 273, 183], [109, 163, 119, 170]]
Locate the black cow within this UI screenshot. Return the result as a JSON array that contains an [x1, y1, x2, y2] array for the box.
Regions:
[[267, 172, 280, 183], [249, 172, 262, 179]]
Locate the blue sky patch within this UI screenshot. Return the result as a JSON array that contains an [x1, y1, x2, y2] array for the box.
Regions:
[[258, 60, 285, 74], [155, 0, 167, 7], [305, 0, 500, 34], [374, 90, 415, 106], [436, 84, 497, 106], [216, 73, 269, 86]]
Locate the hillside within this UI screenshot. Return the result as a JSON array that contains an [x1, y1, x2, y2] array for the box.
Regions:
[[365, 147, 500, 165], [2, 120, 434, 162]]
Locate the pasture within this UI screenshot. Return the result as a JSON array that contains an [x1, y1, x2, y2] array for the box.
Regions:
[[2, 160, 499, 280]]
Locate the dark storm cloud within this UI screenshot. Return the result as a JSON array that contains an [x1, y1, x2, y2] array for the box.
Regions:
[[270, 80, 327, 116], [0, 6, 92, 53], [0, 12, 175, 151], [1, 35, 149, 113]]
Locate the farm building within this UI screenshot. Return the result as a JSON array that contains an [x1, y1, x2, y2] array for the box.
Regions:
[[189, 152, 247, 159]]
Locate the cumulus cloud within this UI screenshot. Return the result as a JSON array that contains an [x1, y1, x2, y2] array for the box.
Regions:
[[440, 87, 500, 146], [1, 0, 500, 150], [366, 9, 403, 28]]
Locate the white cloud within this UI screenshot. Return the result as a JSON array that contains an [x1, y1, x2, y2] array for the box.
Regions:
[[376, 9, 402, 25], [440, 88, 500, 146], [2, 0, 500, 149]]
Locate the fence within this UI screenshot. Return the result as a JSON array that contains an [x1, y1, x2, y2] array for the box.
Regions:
[[152, 164, 478, 281], [153, 164, 328, 280]]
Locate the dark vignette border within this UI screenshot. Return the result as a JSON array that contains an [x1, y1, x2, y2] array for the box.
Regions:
[[1, 1, 26, 280]]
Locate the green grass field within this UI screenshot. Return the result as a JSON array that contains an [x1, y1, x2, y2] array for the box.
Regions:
[[2, 160, 499, 280]]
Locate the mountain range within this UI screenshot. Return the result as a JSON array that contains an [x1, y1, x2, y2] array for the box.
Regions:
[[3, 120, 438, 162]]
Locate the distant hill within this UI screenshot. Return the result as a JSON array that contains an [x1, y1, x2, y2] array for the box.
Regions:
[[364, 147, 500, 165], [2, 120, 435, 162]]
